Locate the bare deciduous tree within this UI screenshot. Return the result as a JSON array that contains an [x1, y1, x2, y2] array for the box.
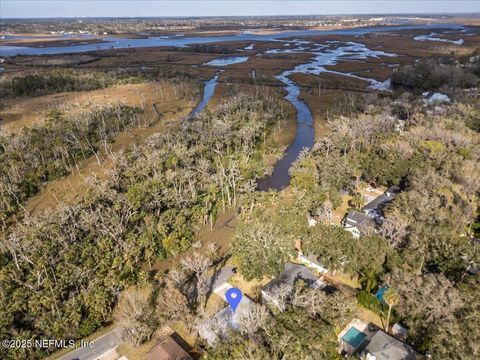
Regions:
[[380, 212, 409, 249], [113, 286, 155, 346], [265, 283, 292, 312], [237, 304, 270, 336]]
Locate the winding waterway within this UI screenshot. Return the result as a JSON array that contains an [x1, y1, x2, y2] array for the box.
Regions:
[[413, 32, 464, 45], [257, 40, 397, 190], [257, 76, 314, 190], [0, 24, 466, 191], [189, 72, 220, 119]]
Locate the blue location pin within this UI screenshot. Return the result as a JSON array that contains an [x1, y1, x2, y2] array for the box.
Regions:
[[226, 287, 243, 312]]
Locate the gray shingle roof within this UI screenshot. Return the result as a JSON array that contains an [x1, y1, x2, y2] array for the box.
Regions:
[[344, 210, 375, 229], [262, 263, 321, 293], [363, 331, 417, 360], [363, 186, 399, 212]]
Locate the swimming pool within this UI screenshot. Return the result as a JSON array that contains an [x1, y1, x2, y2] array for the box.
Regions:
[[376, 286, 388, 304], [341, 327, 368, 349]]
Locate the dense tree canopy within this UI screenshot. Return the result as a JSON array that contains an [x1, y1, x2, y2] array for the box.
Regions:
[[203, 281, 354, 360], [0, 104, 143, 226], [236, 91, 480, 358], [0, 94, 285, 359]]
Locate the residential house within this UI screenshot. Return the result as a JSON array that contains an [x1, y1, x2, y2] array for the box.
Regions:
[[343, 210, 376, 238], [261, 263, 325, 306], [363, 186, 399, 221], [146, 333, 193, 360], [339, 320, 417, 359], [197, 292, 255, 346], [343, 185, 399, 237], [363, 330, 417, 360], [299, 253, 329, 274]]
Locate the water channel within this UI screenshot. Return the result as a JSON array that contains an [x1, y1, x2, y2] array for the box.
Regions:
[[257, 40, 397, 190], [189, 72, 220, 119], [0, 24, 463, 57], [0, 24, 465, 190]]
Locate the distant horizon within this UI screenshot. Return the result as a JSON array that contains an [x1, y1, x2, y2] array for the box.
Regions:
[[2, 1, 480, 19], [2, 13, 480, 21]]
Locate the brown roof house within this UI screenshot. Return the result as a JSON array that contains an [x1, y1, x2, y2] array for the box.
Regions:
[[146, 334, 193, 360]]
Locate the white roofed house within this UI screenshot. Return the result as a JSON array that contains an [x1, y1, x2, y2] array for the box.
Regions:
[[197, 282, 255, 346], [197, 266, 255, 346], [343, 185, 400, 237]]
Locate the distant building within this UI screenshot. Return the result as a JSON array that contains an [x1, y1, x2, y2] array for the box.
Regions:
[[469, 55, 480, 63], [343, 210, 376, 238], [146, 334, 193, 360], [422, 91, 451, 105]]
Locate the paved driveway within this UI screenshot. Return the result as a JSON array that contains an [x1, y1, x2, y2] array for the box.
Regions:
[[208, 265, 236, 291]]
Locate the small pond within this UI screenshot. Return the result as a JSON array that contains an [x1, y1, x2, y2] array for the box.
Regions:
[[203, 56, 249, 66]]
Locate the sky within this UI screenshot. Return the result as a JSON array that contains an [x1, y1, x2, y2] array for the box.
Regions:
[[1, 0, 479, 18]]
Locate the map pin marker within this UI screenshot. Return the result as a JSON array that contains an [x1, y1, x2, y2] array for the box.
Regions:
[[226, 287, 243, 313]]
